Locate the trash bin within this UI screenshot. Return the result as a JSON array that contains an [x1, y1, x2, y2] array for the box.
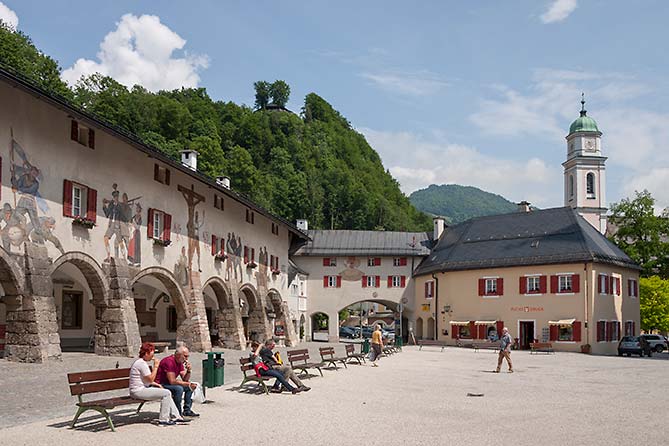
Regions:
[[395, 336, 403, 348], [362, 339, 370, 354], [202, 351, 225, 394]]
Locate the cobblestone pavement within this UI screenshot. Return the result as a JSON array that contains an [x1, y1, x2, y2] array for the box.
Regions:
[[1, 345, 668, 445]]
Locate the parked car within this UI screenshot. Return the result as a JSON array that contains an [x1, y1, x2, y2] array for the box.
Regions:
[[618, 336, 653, 357], [640, 334, 669, 353], [339, 326, 358, 339]]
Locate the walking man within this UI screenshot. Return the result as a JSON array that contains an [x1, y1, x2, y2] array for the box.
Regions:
[[370, 324, 383, 367], [495, 327, 514, 373]]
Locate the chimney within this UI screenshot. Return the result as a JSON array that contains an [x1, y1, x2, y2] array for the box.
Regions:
[[180, 149, 199, 171], [296, 219, 308, 231], [216, 175, 231, 189], [517, 201, 531, 213], [433, 216, 446, 241]]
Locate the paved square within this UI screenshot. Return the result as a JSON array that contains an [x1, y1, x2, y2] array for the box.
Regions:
[[1, 346, 667, 445]]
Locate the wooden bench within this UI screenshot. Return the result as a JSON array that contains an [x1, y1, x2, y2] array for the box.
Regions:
[[287, 348, 324, 377], [319, 346, 348, 370], [530, 342, 554, 354], [67, 368, 145, 432], [344, 344, 366, 364], [238, 357, 273, 395], [418, 340, 448, 351], [473, 341, 500, 352]]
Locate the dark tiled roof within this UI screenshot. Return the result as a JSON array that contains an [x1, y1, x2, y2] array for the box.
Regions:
[[414, 207, 639, 276], [292, 230, 433, 256]]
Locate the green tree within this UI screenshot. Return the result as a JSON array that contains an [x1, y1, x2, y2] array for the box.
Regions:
[[639, 276, 669, 333], [339, 309, 350, 322], [609, 190, 669, 278], [253, 80, 270, 109], [269, 80, 290, 107]]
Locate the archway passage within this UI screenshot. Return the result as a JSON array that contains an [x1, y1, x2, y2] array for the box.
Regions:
[[427, 317, 435, 340], [311, 311, 329, 342], [240, 284, 270, 345], [267, 289, 298, 347], [203, 277, 245, 349], [299, 314, 306, 342], [415, 317, 424, 341], [337, 299, 401, 344]]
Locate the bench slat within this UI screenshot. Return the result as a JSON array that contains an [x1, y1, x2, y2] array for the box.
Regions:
[[77, 396, 142, 409], [68, 368, 132, 384], [70, 378, 130, 396]]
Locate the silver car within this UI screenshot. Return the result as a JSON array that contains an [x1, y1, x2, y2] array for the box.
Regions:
[[640, 334, 669, 353], [618, 336, 652, 357]]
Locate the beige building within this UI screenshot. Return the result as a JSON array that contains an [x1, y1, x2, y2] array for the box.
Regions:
[[0, 67, 307, 362]]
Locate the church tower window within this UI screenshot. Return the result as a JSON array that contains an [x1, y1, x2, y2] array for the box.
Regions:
[[586, 173, 595, 197], [569, 175, 574, 198]]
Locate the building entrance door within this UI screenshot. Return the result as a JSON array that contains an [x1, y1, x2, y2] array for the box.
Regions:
[[519, 321, 535, 350]]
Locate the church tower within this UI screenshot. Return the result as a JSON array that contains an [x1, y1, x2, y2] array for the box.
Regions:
[[563, 95, 607, 234]]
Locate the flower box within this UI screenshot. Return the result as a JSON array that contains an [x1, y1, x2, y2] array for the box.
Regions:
[[72, 216, 96, 229], [153, 238, 171, 247], [246, 261, 257, 269], [214, 253, 228, 261]]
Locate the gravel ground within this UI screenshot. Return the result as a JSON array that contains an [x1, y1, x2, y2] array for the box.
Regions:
[[1, 345, 668, 445]]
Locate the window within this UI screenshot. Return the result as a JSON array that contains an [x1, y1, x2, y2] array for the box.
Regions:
[[211, 234, 222, 256], [154, 164, 171, 185], [597, 321, 606, 342], [269, 254, 279, 271], [153, 211, 163, 239], [624, 321, 635, 336], [323, 275, 340, 288], [425, 280, 434, 299], [245, 209, 255, 224], [366, 275, 375, 287], [458, 325, 471, 339], [611, 276, 620, 296], [609, 321, 620, 342], [598, 274, 608, 294], [70, 120, 95, 149], [558, 324, 573, 341], [586, 172, 595, 197], [479, 278, 503, 296], [628, 279, 638, 298], [527, 276, 540, 293], [367, 257, 381, 267], [271, 222, 279, 236], [569, 175, 574, 198], [393, 257, 407, 267], [362, 275, 380, 288], [63, 180, 97, 222], [291, 284, 298, 295], [485, 278, 497, 295], [147, 208, 171, 242], [167, 306, 177, 332], [61, 291, 83, 330], [389, 275, 406, 288], [214, 194, 224, 210], [558, 275, 573, 293], [323, 258, 337, 267]]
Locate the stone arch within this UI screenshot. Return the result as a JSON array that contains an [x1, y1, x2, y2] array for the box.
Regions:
[[131, 267, 189, 320], [0, 246, 24, 297], [203, 276, 244, 349], [427, 317, 435, 340], [415, 317, 424, 340], [311, 311, 330, 342], [299, 314, 306, 341], [239, 282, 270, 343], [267, 288, 298, 347], [50, 252, 109, 304]]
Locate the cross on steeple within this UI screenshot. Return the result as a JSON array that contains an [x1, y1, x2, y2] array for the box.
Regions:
[[580, 92, 587, 117]]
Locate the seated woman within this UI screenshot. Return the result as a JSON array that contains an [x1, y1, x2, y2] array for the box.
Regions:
[[129, 342, 187, 426], [249, 341, 300, 394]]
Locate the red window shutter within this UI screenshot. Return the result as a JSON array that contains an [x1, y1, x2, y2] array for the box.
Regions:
[[478, 279, 485, 296], [251, 248, 255, 261], [154, 164, 160, 181], [635, 280, 639, 297], [63, 179, 73, 217], [211, 235, 218, 255], [424, 282, 429, 298], [616, 278, 621, 296], [71, 120, 78, 141], [497, 278, 504, 296], [323, 258, 328, 266], [469, 321, 477, 339], [519, 277, 527, 294], [627, 279, 632, 296], [88, 128, 95, 149], [550, 275, 558, 294], [606, 322, 611, 342], [362, 276, 367, 288], [451, 325, 457, 339], [632, 321, 636, 336], [573, 321, 581, 342], [86, 187, 97, 223], [163, 213, 171, 241], [598, 275, 603, 293], [336, 276, 342, 288], [401, 276, 406, 287], [388, 276, 393, 288], [244, 246, 249, 263], [616, 322, 621, 341], [400, 257, 407, 266], [549, 325, 558, 342], [596, 322, 603, 342], [607, 276, 613, 294], [539, 276, 547, 294], [375, 257, 381, 266], [375, 276, 380, 287], [147, 208, 154, 238], [165, 168, 171, 185], [572, 274, 580, 293], [323, 276, 328, 288], [478, 325, 485, 339]]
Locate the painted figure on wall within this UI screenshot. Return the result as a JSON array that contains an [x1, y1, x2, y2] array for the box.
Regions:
[[31, 216, 65, 254], [178, 184, 205, 275], [127, 202, 142, 266], [225, 232, 234, 281], [257, 246, 268, 289], [0, 203, 25, 251], [102, 184, 141, 264], [174, 246, 189, 287], [340, 256, 364, 281], [234, 234, 243, 279]]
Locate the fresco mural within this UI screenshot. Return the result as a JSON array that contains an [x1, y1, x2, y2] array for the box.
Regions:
[[257, 246, 268, 288], [226, 232, 243, 280], [102, 183, 141, 265], [3, 134, 64, 254], [178, 184, 205, 275], [340, 256, 364, 281], [173, 246, 189, 286]]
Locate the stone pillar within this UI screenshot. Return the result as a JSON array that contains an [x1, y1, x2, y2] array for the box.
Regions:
[[245, 293, 272, 343], [280, 302, 299, 347], [216, 302, 245, 350], [5, 243, 61, 362], [177, 271, 211, 352], [97, 258, 141, 357], [328, 310, 340, 342]]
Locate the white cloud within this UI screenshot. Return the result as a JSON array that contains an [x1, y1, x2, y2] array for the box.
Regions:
[[361, 127, 561, 207], [360, 70, 448, 96], [0, 2, 18, 29], [61, 13, 208, 91], [541, 0, 578, 24]]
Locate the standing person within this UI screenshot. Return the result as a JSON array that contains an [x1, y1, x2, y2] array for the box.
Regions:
[[259, 339, 310, 392], [249, 341, 300, 394], [370, 324, 383, 367], [129, 342, 186, 426], [155, 346, 200, 417], [495, 327, 514, 373]]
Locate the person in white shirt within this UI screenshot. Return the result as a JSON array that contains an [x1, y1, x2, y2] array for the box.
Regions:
[[129, 342, 186, 426]]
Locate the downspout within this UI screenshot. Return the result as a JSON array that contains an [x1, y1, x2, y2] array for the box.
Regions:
[[432, 272, 439, 340], [584, 262, 589, 348]]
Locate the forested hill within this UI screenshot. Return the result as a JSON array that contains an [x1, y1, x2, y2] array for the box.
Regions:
[[409, 184, 518, 224], [0, 23, 431, 232]]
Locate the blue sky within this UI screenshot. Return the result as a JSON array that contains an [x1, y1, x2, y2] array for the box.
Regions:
[[2, 0, 669, 211]]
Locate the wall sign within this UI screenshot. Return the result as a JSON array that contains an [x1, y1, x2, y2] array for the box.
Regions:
[[510, 306, 544, 312]]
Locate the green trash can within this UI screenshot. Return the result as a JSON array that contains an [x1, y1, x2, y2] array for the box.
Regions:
[[202, 351, 225, 395], [362, 339, 370, 354]]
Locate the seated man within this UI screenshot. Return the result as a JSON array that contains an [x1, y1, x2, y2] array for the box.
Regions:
[[260, 339, 310, 392], [156, 346, 199, 417]]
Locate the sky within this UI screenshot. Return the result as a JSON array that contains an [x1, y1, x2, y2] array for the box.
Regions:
[[2, 0, 669, 212]]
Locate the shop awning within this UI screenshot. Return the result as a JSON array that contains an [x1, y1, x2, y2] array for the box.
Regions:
[[474, 320, 497, 325], [548, 318, 576, 325], [449, 321, 470, 326]]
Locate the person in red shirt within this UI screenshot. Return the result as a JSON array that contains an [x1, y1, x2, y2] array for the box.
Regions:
[[156, 346, 199, 417]]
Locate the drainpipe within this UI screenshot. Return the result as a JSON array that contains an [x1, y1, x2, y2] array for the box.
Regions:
[[584, 262, 589, 347], [432, 272, 439, 340]]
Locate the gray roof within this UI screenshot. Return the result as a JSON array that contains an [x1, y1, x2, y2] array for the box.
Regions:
[[292, 230, 433, 256], [414, 207, 639, 276], [288, 259, 308, 284]]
